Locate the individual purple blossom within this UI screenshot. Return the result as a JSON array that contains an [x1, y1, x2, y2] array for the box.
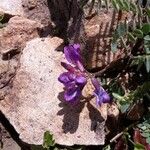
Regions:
[[58, 44, 87, 102], [91, 78, 110, 106]]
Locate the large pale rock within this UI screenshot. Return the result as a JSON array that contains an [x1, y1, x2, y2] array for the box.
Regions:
[[0, 37, 107, 146], [0, 0, 24, 16]]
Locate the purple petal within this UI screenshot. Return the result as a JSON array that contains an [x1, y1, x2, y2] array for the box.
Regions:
[[64, 87, 81, 102], [94, 89, 110, 106], [68, 72, 76, 81], [76, 61, 85, 72], [58, 72, 70, 84], [64, 45, 81, 65], [91, 78, 100, 91], [65, 81, 76, 89], [73, 44, 80, 52], [101, 91, 110, 103], [58, 72, 77, 86], [94, 92, 103, 106], [75, 75, 87, 86], [61, 62, 75, 72]]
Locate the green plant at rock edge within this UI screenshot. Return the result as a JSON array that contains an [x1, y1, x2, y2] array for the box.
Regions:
[[42, 131, 55, 150]]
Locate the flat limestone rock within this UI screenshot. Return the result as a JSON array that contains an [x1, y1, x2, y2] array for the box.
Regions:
[[0, 37, 107, 146], [0, 0, 24, 16]]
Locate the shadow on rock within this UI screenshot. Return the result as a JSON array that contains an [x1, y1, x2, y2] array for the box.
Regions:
[[57, 91, 85, 134], [87, 102, 105, 132], [57, 91, 105, 135]]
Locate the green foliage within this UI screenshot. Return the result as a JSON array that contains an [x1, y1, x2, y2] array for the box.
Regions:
[[124, 82, 150, 102], [112, 0, 137, 13], [142, 24, 150, 35], [131, 55, 150, 73], [127, 32, 136, 42], [130, 34, 150, 73], [102, 145, 111, 150], [111, 3, 150, 72], [111, 0, 150, 53], [133, 29, 143, 38], [109, 79, 125, 96], [144, 35, 150, 54], [111, 22, 127, 52], [112, 92, 130, 113], [146, 8, 150, 17], [113, 82, 150, 113], [134, 143, 145, 150], [42, 131, 55, 150], [124, 132, 145, 150], [137, 119, 150, 144]]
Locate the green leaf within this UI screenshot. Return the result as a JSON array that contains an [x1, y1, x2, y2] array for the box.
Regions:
[[133, 29, 143, 38], [140, 126, 147, 130], [141, 132, 150, 138], [42, 131, 55, 149], [116, 0, 124, 10], [142, 23, 150, 34], [117, 22, 126, 37], [127, 32, 136, 42], [130, 2, 137, 14], [112, 0, 119, 11], [120, 36, 128, 50], [146, 8, 150, 17], [146, 137, 150, 144], [145, 56, 150, 73], [123, 0, 130, 11], [137, 4, 142, 16], [120, 103, 130, 113], [111, 41, 118, 52], [144, 35, 150, 54], [112, 93, 125, 101], [102, 145, 111, 150], [134, 143, 145, 150]]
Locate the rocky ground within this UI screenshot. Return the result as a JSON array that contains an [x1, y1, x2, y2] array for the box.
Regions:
[[0, 123, 21, 150], [0, 0, 122, 149]]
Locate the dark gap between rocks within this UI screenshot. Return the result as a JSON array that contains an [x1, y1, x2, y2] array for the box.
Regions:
[[0, 112, 31, 150]]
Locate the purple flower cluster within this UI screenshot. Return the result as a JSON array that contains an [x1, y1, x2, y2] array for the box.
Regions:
[[58, 44, 110, 105]]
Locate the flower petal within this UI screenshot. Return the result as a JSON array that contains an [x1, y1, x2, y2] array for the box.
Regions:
[[73, 44, 80, 53], [64, 44, 81, 65], [58, 72, 72, 85], [76, 60, 85, 72], [75, 75, 87, 86], [101, 91, 110, 103], [92, 78, 110, 106], [91, 78, 101, 91], [93, 91, 103, 106], [64, 87, 81, 102], [61, 62, 75, 72], [94, 89, 110, 106]]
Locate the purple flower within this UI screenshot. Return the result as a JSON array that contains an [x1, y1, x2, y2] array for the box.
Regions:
[[58, 44, 87, 102], [91, 78, 110, 106], [58, 43, 111, 106], [64, 44, 85, 71]]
